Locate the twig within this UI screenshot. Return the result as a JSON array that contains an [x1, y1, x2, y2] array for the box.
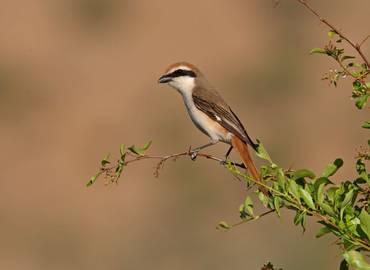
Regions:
[[295, 0, 370, 68], [360, 35, 370, 48], [230, 209, 276, 228], [102, 148, 247, 181]]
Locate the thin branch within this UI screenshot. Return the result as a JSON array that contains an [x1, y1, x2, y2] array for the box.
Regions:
[[295, 0, 370, 68], [230, 209, 276, 228], [99, 147, 247, 183], [359, 35, 370, 48], [123, 150, 247, 177]]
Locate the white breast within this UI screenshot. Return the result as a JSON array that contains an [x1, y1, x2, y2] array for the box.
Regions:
[[181, 91, 232, 144]]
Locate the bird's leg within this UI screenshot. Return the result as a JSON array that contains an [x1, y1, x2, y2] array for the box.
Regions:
[[225, 146, 233, 159], [190, 141, 217, 161], [219, 145, 233, 166], [219, 145, 246, 168]]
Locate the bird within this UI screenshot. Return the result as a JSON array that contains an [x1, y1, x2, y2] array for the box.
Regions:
[[158, 62, 261, 185]]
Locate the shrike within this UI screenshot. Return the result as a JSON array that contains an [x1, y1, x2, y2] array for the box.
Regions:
[[158, 62, 260, 182]]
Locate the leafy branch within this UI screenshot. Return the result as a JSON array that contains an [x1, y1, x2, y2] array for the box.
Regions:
[[221, 146, 370, 256], [295, 0, 370, 68], [294, 0, 370, 109]]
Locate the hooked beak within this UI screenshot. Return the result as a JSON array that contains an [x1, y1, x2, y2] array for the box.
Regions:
[[158, 74, 172, 84]]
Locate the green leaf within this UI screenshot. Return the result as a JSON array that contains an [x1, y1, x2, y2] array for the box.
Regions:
[[273, 196, 283, 217], [257, 190, 269, 207], [260, 165, 269, 178], [317, 183, 325, 204], [115, 167, 123, 179], [322, 158, 344, 177], [359, 209, 370, 240], [299, 187, 316, 209], [326, 187, 337, 204], [293, 211, 302, 225], [356, 159, 369, 181], [287, 179, 300, 201], [342, 239, 357, 251], [340, 259, 349, 270], [128, 145, 142, 155], [314, 177, 332, 191], [101, 160, 110, 166], [128, 141, 152, 155], [346, 216, 360, 235], [343, 250, 370, 270], [355, 93, 369, 110], [293, 169, 316, 180], [141, 141, 152, 151], [293, 211, 306, 231], [341, 55, 356, 61], [341, 189, 354, 209], [217, 221, 230, 230], [276, 168, 286, 189], [320, 202, 337, 217], [318, 221, 341, 237], [354, 177, 367, 185], [274, 197, 282, 217], [362, 121, 370, 129], [120, 144, 126, 157], [255, 141, 273, 163], [352, 71, 361, 78], [316, 226, 331, 238], [353, 80, 363, 91], [239, 204, 247, 219], [101, 153, 111, 166], [86, 171, 102, 187], [243, 196, 254, 217], [328, 30, 336, 38], [310, 48, 326, 54]]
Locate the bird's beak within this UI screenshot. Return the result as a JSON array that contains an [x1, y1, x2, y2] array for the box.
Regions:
[[158, 74, 172, 84]]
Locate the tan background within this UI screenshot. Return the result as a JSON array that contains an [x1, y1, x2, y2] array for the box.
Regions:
[[0, 0, 369, 269]]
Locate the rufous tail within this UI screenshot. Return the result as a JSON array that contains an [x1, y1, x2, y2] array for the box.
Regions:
[[231, 136, 268, 195]]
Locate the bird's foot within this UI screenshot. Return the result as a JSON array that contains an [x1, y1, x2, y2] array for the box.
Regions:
[[220, 160, 247, 169], [190, 150, 199, 161]]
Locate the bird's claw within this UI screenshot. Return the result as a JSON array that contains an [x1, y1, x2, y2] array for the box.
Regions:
[[190, 150, 199, 161], [220, 160, 227, 166]]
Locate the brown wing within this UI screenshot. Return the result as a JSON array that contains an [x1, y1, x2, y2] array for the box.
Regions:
[[192, 87, 258, 151]]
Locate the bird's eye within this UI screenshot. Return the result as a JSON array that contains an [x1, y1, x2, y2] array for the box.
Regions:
[[175, 69, 184, 76], [170, 69, 182, 77]]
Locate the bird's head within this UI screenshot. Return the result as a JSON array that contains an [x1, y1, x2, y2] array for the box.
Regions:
[[158, 62, 201, 95]]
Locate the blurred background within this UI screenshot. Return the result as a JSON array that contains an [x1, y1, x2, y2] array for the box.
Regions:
[[0, 0, 369, 269]]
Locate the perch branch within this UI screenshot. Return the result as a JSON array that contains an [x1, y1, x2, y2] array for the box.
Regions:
[[94, 146, 250, 186]]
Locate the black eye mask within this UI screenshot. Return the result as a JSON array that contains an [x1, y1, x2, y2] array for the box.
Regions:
[[169, 69, 197, 78]]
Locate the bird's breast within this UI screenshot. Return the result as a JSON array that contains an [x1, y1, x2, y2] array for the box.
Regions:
[[181, 93, 232, 144]]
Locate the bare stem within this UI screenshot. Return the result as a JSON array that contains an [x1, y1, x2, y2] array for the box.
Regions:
[[295, 0, 370, 68], [230, 209, 276, 228], [360, 35, 370, 48]]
